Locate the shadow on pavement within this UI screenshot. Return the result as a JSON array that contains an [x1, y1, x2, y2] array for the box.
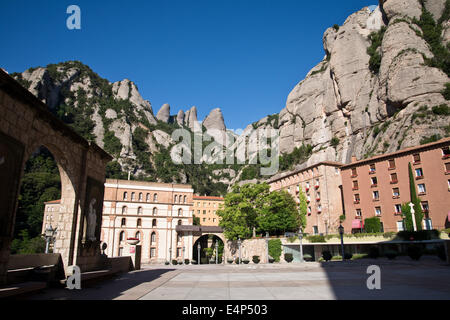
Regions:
[[22, 268, 176, 300]]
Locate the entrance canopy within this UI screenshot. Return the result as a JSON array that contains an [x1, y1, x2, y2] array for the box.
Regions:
[[352, 219, 364, 229]]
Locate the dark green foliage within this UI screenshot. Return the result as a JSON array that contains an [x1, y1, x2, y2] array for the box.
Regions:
[[184, 259, 190, 264], [307, 235, 326, 243], [344, 253, 353, 260], [431, 104, 450, 115], [322, 251, 332, 261], [193, 215, 200, 226], [227, 258, 233, 264], [443, 83, 450, 100], [420, 134, 442, 145], [279, 144, 313, 172], [368, 247, 380, 259], [384, 250, 398, 260], [103, 130, 122, 158], [165, 261, 170, 265], [367, 26, 387, 74], [252, 256, 260, 264], [172, 259, 178, 265], [407, 163, 424, 230], [413, 5, 450, 76], [396, 230, 440, 241], [268, 239, 282, 262], [303, 254, 313, 261], [10, 230, 46, 255], [372, 125, 380, 138], [105, 161, 128, 179], [330, 137, 339, 148], [333, 24, 340, 31], [310, 63, 328, 76], [364, 217, 382, 233], [240, 165, 259, 181], [132, 127, 154, 174], [407, 245, 423, 260], [284, 253, 293, 263]]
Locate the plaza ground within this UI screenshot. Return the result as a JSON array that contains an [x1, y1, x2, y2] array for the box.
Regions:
[[24, 256, 450, 300]]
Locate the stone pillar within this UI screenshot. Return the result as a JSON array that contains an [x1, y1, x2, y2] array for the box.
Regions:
[[124, 244, 141, 271]]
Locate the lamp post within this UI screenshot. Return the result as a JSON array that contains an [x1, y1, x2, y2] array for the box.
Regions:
[[339, 224, 345, 261], [169, 246, 172, 262], [298, 227, 304, 263], [197, 243, 201, 265], [183, 246, 185, 264], [265, 232, 269, 264], [44, 225, 57, 254], [215, 242, 219, 264], [237, 238, 242, 264]]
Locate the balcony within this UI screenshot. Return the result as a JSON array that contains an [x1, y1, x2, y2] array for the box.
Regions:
[[392, 195, 400, 199], [305, 188, 310, 192], [390, 180, 398, 184], [316, 198, 321, 202], [351, 174, 358, 178], [415, 176, 424, 180], [388, 167, 396, 171], [369, 170, 376, 174], [394, 212, 402, 216], [353, 200, 360, 204], [371, 184, 378, 188], [442, 154, 450, 160], [352, 187, 359, 191], [314, 185, 320, 190], [373, 198, 380, 202]]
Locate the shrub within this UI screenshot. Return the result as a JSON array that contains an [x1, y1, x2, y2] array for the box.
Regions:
[[268, 239, 282, 262], [284, 253, 294, 263], [331, 137, 340, 148], [235, 258, 241, 265], [364, 217, 382, 233], [367, 26, 387, 74], [178, 261, 183, 265], [191, 260, 197, 265], [331, 255, 342, 261], [227, 258, 233, 264], [322, 251, 332, 262], [407, 245, 423, 260], [307, 235, 326, 243], [443, 83, 450, 100], [397, 230, 440, 241], [200, 258, 209, 264], [172, 259, 178, 265], [420, 134, 442, 145], [351, 254, 368, 260], [384, 250, 398, 260], [303, 254, 313, 261], [368, 247, 380, 259], [165, 261, 170, 265], [268, 257, 275, 263], [333, 24, 340, 31], [344, 253, 353, 260], [252, 256, 260, 264], [184, 259, 190, 265], [432, 104, 450, 115], [242, 259, 250, 264]]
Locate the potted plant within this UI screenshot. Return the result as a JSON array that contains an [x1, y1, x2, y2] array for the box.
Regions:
[[178, 260, 183, 265], [243, 259, 250, 264], [126, 237, 140, 245], [227, 258, 234, 264], [303, 254, 313, 262], [165, 261, 170, 265], [284, 253, 294, 263], [252, 256, 260, 264], [269, 257, 275, 263], [322, 251, 332, 262], [184, 259, 190, 265], [172, 259, 178, 265], [384, 250, 398, 260]]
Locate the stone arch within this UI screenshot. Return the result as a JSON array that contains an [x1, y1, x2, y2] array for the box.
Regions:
[[192, 233, 225, 263]]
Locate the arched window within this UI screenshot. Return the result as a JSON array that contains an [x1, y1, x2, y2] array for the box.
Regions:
[[138, 207, 143, 215], [121, 218, 126, 226], [119, 231, 125, 242], [151, 232, 156, 244], [146, 193, 150, 202], [178, 208, 182, 216], [122, 206, 127, 214], [137, 218, 142, 227], [131, 192, 135, 201], [184, 195, 187, 203], [152, 219, 157, 228], [178, 219, 182, 225], [177, 233, 182, 243], [139, 193, 143, 201], [153, 194, 158, 202], [123, 192, 128, 201], [135, 231, 141, 240], [153, 207, 157, 216], [174, 195, 178, 203]]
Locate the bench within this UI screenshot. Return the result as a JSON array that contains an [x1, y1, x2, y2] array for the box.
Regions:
[[0, 282, 47, 299]]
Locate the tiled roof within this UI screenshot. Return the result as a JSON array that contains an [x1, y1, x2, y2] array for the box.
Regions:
[[44, 199, 61, 204], [193, 196, 224, 201]]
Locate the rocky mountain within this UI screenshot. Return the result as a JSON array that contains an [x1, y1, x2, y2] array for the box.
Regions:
[[9, 0, 450, 192], [254, 0, 449, 171]]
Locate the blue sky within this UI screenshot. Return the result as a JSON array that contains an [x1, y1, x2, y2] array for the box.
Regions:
[[0, 0, 375, 129]]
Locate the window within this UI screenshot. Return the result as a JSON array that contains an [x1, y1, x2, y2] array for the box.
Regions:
[[313, 226, 319, 235], [121, 218, 126, 226], [174, 195, 178, 203], [138, 207, 143, 215], [369, 164, 376, 173], [203, 210, 206, 215], [388, 159, 395, 169], [354, 194, 360, 203], [351, 168, 357, 177], [119, 231, 125, 242], [150, 248, 156, 258], [139, 193, 143, 201], [153, 207, 157, 216], [197, 210, 200, 215], [151, 232, 156, 244], [131, 192, 135, 201], [122, 206, 127, 214], [152, 219, 157, 228], [178, 208, 182, 216], [137, 218, 142, 227], [123, 192, 128, 200], [135, 232, 141, 240], [184, 195, 187, 203], [178, 220, 182, 225], [371, 177, 378, 186], [213, 218, 216, 222], [445, 162, 450, 173], [335, 167, 339, 174], [423, 218, 433, 230], [177, 248, 182, 258], [316, 192, 321, 201], [317, 205, 322, 212], [395, 204, 402, 214], [396, 221, 404, 232], [177, 234, 182, 243], [203, 218, 206, 222], [375, 207, 382, 216], [373, 191, 379, 200], [418, 184, 426, 194], [415, 168, 423, 178], [442, 147, 450, 158], [413, 153, 421, 163], [307, 207, 311, 214], [390, 173, 398, 183], [421, 201, 429, 213], [153, 194, 158, 202], [356, 209, 362, 217], [393, 188, 400, 197], [352, 180, 359, 190], [118, 247, 124, 256], [146, 193, 150, 202], [307, 195, 311, 202]]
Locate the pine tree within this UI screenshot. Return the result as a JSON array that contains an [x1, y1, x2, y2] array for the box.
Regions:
[[408, 162, 424, 230]]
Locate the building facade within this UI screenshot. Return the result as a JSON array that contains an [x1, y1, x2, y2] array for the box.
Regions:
[[42, 200, 62, 234], [341, 138, 450, 233], [192, 196, 224, 226], [268, 162, 344, 235], [100, 179, 194, 264]]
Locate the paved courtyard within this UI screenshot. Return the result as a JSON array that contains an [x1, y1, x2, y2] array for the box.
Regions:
[[25, 257, 450, 300]]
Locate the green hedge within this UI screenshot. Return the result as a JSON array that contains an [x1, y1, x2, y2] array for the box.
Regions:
[[268, 239, 282, 262], [364, 217, 382, 233], [397, 230, 440, 241]]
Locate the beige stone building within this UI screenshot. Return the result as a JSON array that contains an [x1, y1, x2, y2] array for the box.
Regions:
[[341, 137, 450, 233], [192, 196, 224, 226], [268, 162, 344, 235], [42, 200, 62, 234], [100, 179, 195, 263]]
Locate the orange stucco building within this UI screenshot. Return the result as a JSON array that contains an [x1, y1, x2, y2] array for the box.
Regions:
[[192, 196, 224, 226], [341, 138, 450, 233]]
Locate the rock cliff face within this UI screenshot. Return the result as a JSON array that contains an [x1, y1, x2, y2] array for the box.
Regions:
[[271, 0, 449, 166]]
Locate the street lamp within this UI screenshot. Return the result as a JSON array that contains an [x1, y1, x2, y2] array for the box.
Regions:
[[265, 232, 269, 264], [298, 227, 304, 263], [338, 224, 345, 261], [169, 246, 172, 262], [215, 242, 219, 264], [237, 238, 242, 264], [197, 243, 201, 265], [44, 225, 57, 254], [183, 246, 185, 264]]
